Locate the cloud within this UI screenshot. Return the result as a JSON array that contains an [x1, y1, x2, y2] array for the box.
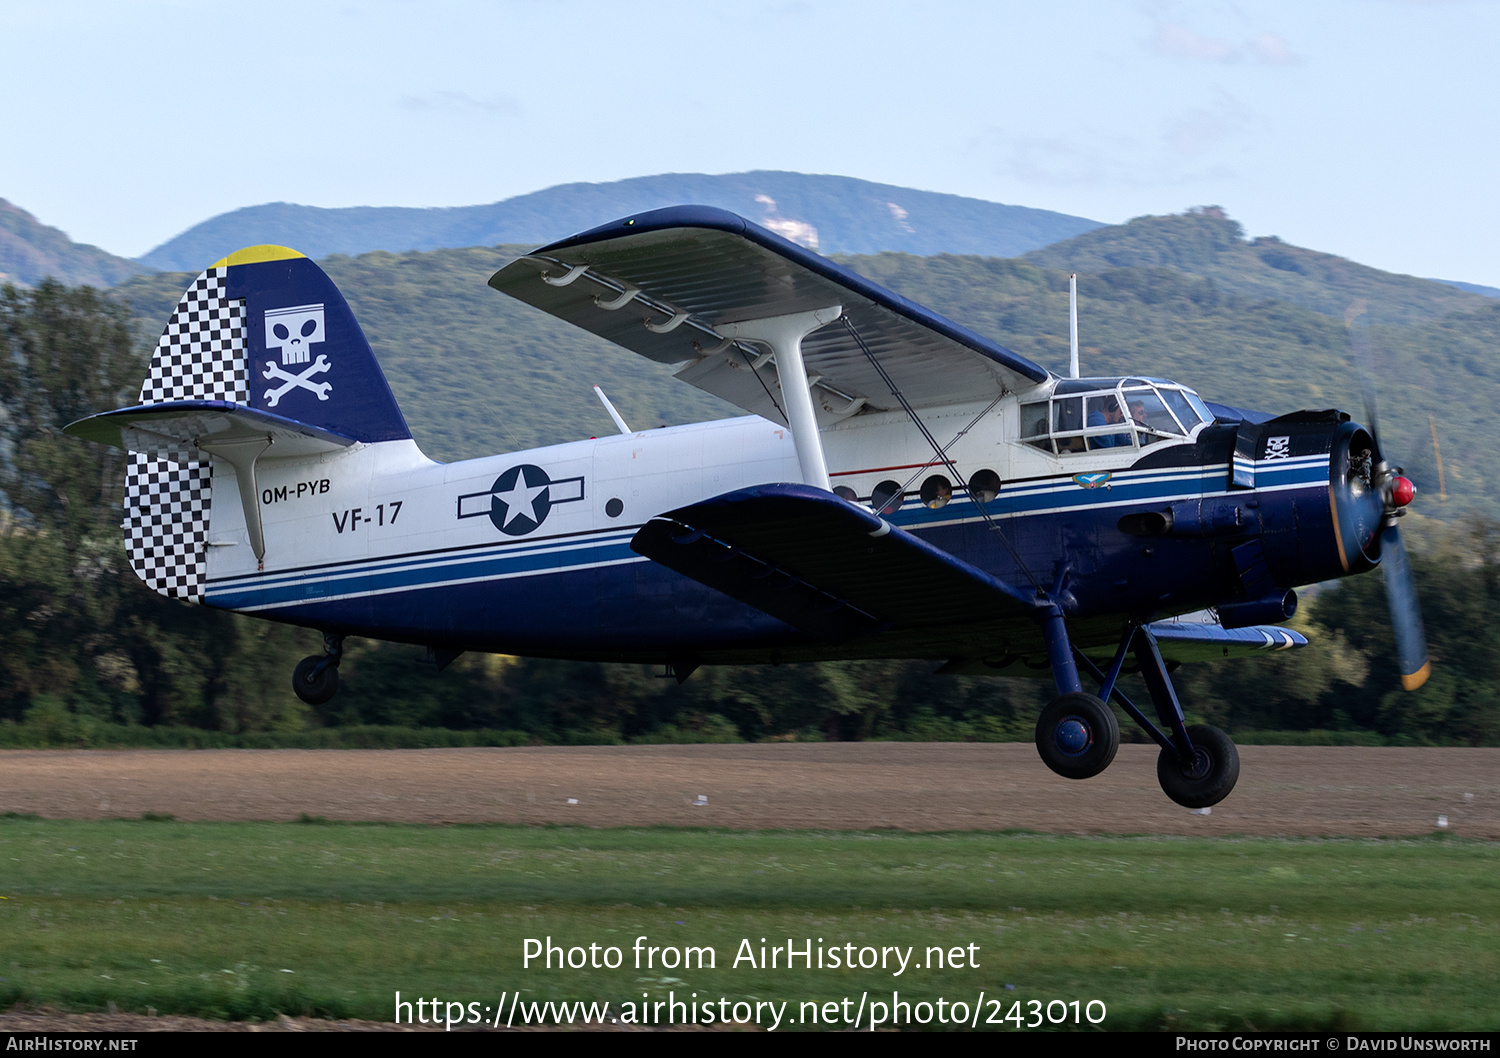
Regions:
[[1147, 21, 1302, 66], [981, 122, 1241, 189], [1163, 95, 1253, 156], [398, 91, 522, 118], [1152, 21, 1237, 62], [1244, 31, 1300, 67], [995, 134, 1126, 188]]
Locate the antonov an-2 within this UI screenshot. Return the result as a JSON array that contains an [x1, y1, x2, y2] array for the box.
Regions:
[[67, 206, 1426, 807]]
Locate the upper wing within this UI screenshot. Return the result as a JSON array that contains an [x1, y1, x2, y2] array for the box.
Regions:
[[488, 206, 1051, 425]]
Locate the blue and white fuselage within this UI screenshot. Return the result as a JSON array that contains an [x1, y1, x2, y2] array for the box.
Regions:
[[194, 387, 1337, 666]]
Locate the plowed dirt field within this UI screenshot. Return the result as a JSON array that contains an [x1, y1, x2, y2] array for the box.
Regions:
[[1, 743, 1494, 836]]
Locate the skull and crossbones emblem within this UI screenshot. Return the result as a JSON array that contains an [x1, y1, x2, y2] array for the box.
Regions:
[[263, 355, 332, 406], [260, 303, 333, 406]]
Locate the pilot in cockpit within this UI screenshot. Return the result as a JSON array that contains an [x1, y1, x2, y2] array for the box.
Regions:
[[1088, 396, 1131, 449]]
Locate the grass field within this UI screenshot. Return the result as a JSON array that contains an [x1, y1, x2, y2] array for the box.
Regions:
[[0, 817, 1494, 1031]]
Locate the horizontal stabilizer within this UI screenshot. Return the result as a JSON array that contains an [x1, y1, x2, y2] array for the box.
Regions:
[[64, 400, 357, 459], [66, 401, 357, 565], [490, 206, 1051, 426], [631, 483, 1037, 641]]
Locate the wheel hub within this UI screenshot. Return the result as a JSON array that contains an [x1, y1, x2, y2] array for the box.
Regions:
[[1054, 717, 1093, 756], [1179, 746, 1212, 781]]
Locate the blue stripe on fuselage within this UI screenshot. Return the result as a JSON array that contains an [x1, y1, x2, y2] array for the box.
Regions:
[[205, 456, 1331, 652]]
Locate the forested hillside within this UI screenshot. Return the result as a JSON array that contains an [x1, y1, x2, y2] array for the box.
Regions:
[[1023, 207, 1487, 326]]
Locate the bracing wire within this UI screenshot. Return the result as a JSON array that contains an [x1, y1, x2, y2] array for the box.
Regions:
[[839, 315, 1045, 593]]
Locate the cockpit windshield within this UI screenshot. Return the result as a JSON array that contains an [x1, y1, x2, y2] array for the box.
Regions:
[[1020, 377, 1212, 455]]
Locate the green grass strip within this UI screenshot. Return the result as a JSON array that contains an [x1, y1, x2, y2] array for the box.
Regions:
[[0, 820, 1494, 1030]]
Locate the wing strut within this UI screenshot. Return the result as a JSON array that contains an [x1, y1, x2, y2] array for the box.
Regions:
[[839, 314, 1044, 593], [716, 306, 843, 491]]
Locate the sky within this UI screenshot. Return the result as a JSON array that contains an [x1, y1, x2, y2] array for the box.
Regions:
[[5, 0, 1500, 285]]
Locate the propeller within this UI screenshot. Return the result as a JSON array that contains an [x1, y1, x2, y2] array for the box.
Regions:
[[1343, 301, 1430, 691]]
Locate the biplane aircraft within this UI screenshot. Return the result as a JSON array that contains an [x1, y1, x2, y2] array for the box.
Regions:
[[65, 206, 1427, 807]]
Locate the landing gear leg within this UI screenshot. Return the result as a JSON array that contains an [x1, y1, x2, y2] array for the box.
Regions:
[[1133, 628, 1238, 807], [292, 632, 344, 706], [1071, 624, 1239, 807], [1034, 603, 1119, 780]]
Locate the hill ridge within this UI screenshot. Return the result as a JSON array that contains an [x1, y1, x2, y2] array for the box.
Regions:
[[136, 171, 1104, 271], [0, 199, 145, 288]]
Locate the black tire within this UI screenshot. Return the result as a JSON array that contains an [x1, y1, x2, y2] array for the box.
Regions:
[[1035, 692, 1120, 780], [1157, 724, 1240, 808], [292, 655, 339, 706]]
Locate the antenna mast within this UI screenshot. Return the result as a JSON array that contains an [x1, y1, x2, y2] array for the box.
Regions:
[[1069, 273, 1080, 379]]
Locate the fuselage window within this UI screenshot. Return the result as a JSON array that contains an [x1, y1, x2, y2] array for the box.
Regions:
[[1120, 389, 1179, 445], [920, 475, 953, 509], [968, 468, 1001, 503], [871, 479, 904, 515]]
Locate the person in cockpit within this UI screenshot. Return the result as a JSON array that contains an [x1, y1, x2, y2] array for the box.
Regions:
[[1088, 396, 1131, 448]]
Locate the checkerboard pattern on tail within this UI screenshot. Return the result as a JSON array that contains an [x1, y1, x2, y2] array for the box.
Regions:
[[124, 266, 249, 600]]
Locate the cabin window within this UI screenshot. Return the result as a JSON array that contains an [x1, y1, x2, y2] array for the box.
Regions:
[[920, 475, 953, 509], [1119, 389, 1177, 445], [871, 479, 904, 515], [968, 468, 1001, 503], [832, 485, 858, 503]]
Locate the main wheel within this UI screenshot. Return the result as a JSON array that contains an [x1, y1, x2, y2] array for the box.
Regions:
[[1157, 724, 1239, 808], [292, 655, 339, 706], [1035, 692, 1120, 780]]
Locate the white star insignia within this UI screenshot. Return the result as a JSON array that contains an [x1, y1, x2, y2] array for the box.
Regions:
[[493, 475, 549, 530]]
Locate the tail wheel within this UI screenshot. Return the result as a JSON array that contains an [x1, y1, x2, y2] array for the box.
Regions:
[[1035, 692, 1120, 780], [292, 655, 339, 706], [1157, 724, 1239, 808]]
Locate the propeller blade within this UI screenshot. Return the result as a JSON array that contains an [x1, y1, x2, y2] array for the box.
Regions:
[[1379, 522, 1430, 690]]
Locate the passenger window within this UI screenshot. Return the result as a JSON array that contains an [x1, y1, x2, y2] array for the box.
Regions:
[[920, 475, 953, 509], [968, 469, 1001, 503], [871, 480, 904, 515], [1085, 395, 1132, 451]]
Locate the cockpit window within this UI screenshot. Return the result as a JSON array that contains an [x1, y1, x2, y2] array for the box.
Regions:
[[1158, 388, 1203, 432], [1020, 378, 1209, 455]]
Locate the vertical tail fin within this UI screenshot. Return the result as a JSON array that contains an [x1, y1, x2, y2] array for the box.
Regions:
[[124, 246, 409, 599]]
